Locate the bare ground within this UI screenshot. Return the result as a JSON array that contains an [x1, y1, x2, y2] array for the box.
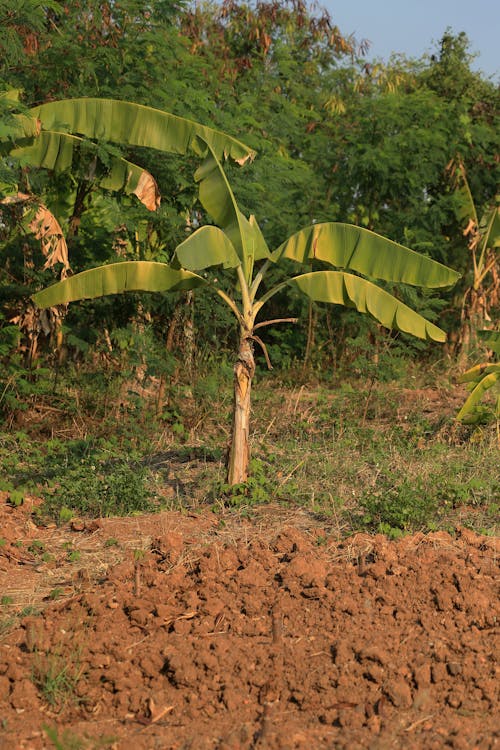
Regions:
[[0, 495, 498, 750]]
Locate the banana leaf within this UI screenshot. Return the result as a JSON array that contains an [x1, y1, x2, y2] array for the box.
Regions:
[[32, 261, 204, 309], [175, 225, 240, 270], [194, 148, 270, 276], [10, 131, 160, 210], [456, 368, 500, 421], [288, 271, 447, 341], [31, 99, 255, 165], [275, 223, 460, 288]]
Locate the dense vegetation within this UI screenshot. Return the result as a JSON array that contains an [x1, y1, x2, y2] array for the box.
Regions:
[[0, 1, 498, 531]]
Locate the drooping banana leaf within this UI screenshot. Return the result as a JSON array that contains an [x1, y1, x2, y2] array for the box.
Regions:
[[287, 271, 447, 341], [32, 262, 205, 309], [458, 362, 500, 384], [274, 223, 460, 288], [10, 131, 160, 210], [30, 99, 255, 166], [456, 367, 500, 421], [0, 112, 40, 142]]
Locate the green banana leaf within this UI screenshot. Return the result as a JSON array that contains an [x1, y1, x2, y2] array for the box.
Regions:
[[175, 225, 240, 270], [0, 112, 40, 142], [275, 223, 460, 288], [32, 261, 204, 309], [458, 362, 500, 384], [194, 148, 270, 275], [9, 131, 160, 210], [456, 367, 500, 421], [479, 204, 500, 249], [30, 99, 255, 166], [288, 271, 447, 341]]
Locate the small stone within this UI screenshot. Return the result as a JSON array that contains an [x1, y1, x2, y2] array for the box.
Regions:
[[431, 662, 448, 683], [384, 678, 412, 708], [413, 689, 432, 711], [446, 691, 462, 708], [447, 661, 462, 676], [414, 663, 431, 689]]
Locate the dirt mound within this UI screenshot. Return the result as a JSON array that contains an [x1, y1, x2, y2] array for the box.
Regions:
[[0, 506, 498, 750]]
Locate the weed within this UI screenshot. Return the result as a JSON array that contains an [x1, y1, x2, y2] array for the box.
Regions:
[[1, 595, 13, 605], [44, 725, 85, 750], [219, 457, 277, 508], [103, 537, 119, 547], [0, 615, 16, 638], [28, 540, 46, 556], [32, 651, 82, 710], [41, 461, 156, 521], [48, 589, 64, 600], [43, 725, 117, 750], [59, 507, 74, 523]]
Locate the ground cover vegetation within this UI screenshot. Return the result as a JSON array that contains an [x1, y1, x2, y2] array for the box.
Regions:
[[0, 0, 498, 504], [0, 0, 498, 507]]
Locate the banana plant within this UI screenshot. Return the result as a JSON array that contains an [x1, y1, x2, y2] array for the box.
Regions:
[[448, 159, 499, 352], [457, 331, 500, 428], [33, 146, 460, 485]]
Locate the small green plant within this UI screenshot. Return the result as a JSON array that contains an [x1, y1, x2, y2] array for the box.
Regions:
[[48, 588, 64, 600], [360, 477, 439, 533], [457, 331, 500, 427], [104, 537, 119, 548], [220, 457, 276, 507], [28, 540, 46, 556], [43, 726, 85, 750], [43, 724, 117, 750], [41, 461, 156, 520], [32, 652, 82, 709], [8, 488, 24, 507], [59, 507, 74, 523], [1, 595, 13, 605]]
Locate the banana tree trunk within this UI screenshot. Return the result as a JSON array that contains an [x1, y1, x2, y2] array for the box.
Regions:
[[227, 333, 255, 485]]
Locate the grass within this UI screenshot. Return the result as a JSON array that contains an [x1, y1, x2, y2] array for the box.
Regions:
[[43, 726, 117, 750], [0, 360, 498, 537], [31, 650, 83, 710]]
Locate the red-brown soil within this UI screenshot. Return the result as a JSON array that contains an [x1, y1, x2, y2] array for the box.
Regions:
[[0, 498, 498, 750]]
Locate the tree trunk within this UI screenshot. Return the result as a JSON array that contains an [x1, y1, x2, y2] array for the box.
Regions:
[[227, 334, 255, 485]]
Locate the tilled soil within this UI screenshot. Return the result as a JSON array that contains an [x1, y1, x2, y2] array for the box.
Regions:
[[0, 502, 498, 750]]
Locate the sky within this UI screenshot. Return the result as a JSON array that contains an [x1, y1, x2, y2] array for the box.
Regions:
[[322, 0, 499, 80]]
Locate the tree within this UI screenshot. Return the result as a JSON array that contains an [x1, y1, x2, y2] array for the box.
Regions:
[[32, 115, 460, 484]]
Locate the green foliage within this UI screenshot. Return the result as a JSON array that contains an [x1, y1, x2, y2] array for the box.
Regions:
[[32, 652, 82, 709], [41, 461, 156, 521], [359, 469, 498, 535], [44, 725, 117, 750], [457, 331, 500, 424], [219, 457, 277, 507]]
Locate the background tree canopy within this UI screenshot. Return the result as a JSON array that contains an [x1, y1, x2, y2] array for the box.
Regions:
[[1, 0, 498, 373]]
